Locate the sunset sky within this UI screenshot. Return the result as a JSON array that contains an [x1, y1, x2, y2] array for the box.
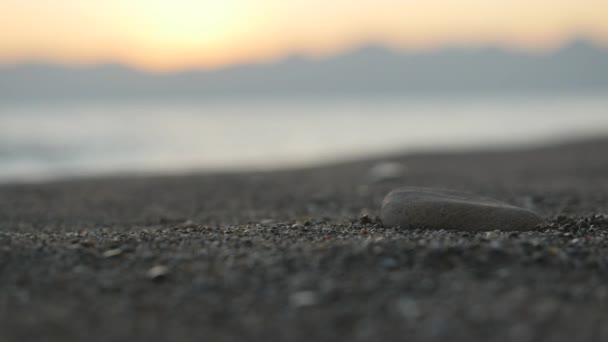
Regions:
[[1, 0, 608, 71]]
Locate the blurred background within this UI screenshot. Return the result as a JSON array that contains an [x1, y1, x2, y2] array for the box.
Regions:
[[1, 0, 607, 182]]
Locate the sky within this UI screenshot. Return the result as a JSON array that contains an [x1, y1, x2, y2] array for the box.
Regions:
[[1, 0, 608, 71]]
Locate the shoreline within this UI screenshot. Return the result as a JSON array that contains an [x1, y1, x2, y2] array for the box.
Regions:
[[2, 134, 608, 187]]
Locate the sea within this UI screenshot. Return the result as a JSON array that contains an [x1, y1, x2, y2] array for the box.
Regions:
[[1, 94, 607, 183]]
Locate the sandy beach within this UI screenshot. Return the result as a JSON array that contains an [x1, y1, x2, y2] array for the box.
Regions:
[[1, 138, 608, 342]]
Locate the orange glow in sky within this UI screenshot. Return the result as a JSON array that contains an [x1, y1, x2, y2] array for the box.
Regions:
[[1, 0, 608, 71]]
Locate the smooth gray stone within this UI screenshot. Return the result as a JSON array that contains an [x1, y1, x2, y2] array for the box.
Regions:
[[381, 187, 542, 231]]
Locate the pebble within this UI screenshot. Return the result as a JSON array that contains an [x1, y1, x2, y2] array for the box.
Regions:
[[381, 187, 543, 231], [367, 162, 406, 183], [146, 265, 170, 280], [102, 248, 123, 258]]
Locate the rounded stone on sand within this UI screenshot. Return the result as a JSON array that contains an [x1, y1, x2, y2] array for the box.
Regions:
[[147, 265, 170, 280], [380, 187, 542, 231]]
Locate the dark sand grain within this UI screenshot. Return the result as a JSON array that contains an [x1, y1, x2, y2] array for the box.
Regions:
[[2, 138, 608, 342]]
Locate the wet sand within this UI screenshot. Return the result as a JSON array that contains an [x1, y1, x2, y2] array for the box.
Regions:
[[1, 138, 608, 342]]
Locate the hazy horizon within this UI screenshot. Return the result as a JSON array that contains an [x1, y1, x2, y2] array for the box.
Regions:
[[2, 38, 607, 104], [1, 37, 606, 73]]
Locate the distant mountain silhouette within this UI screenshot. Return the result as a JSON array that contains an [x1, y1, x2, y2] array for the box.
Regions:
[[1, 39, 607, 102]]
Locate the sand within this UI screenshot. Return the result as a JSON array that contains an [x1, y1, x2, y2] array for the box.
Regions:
[[1, 138, 608, 342]]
